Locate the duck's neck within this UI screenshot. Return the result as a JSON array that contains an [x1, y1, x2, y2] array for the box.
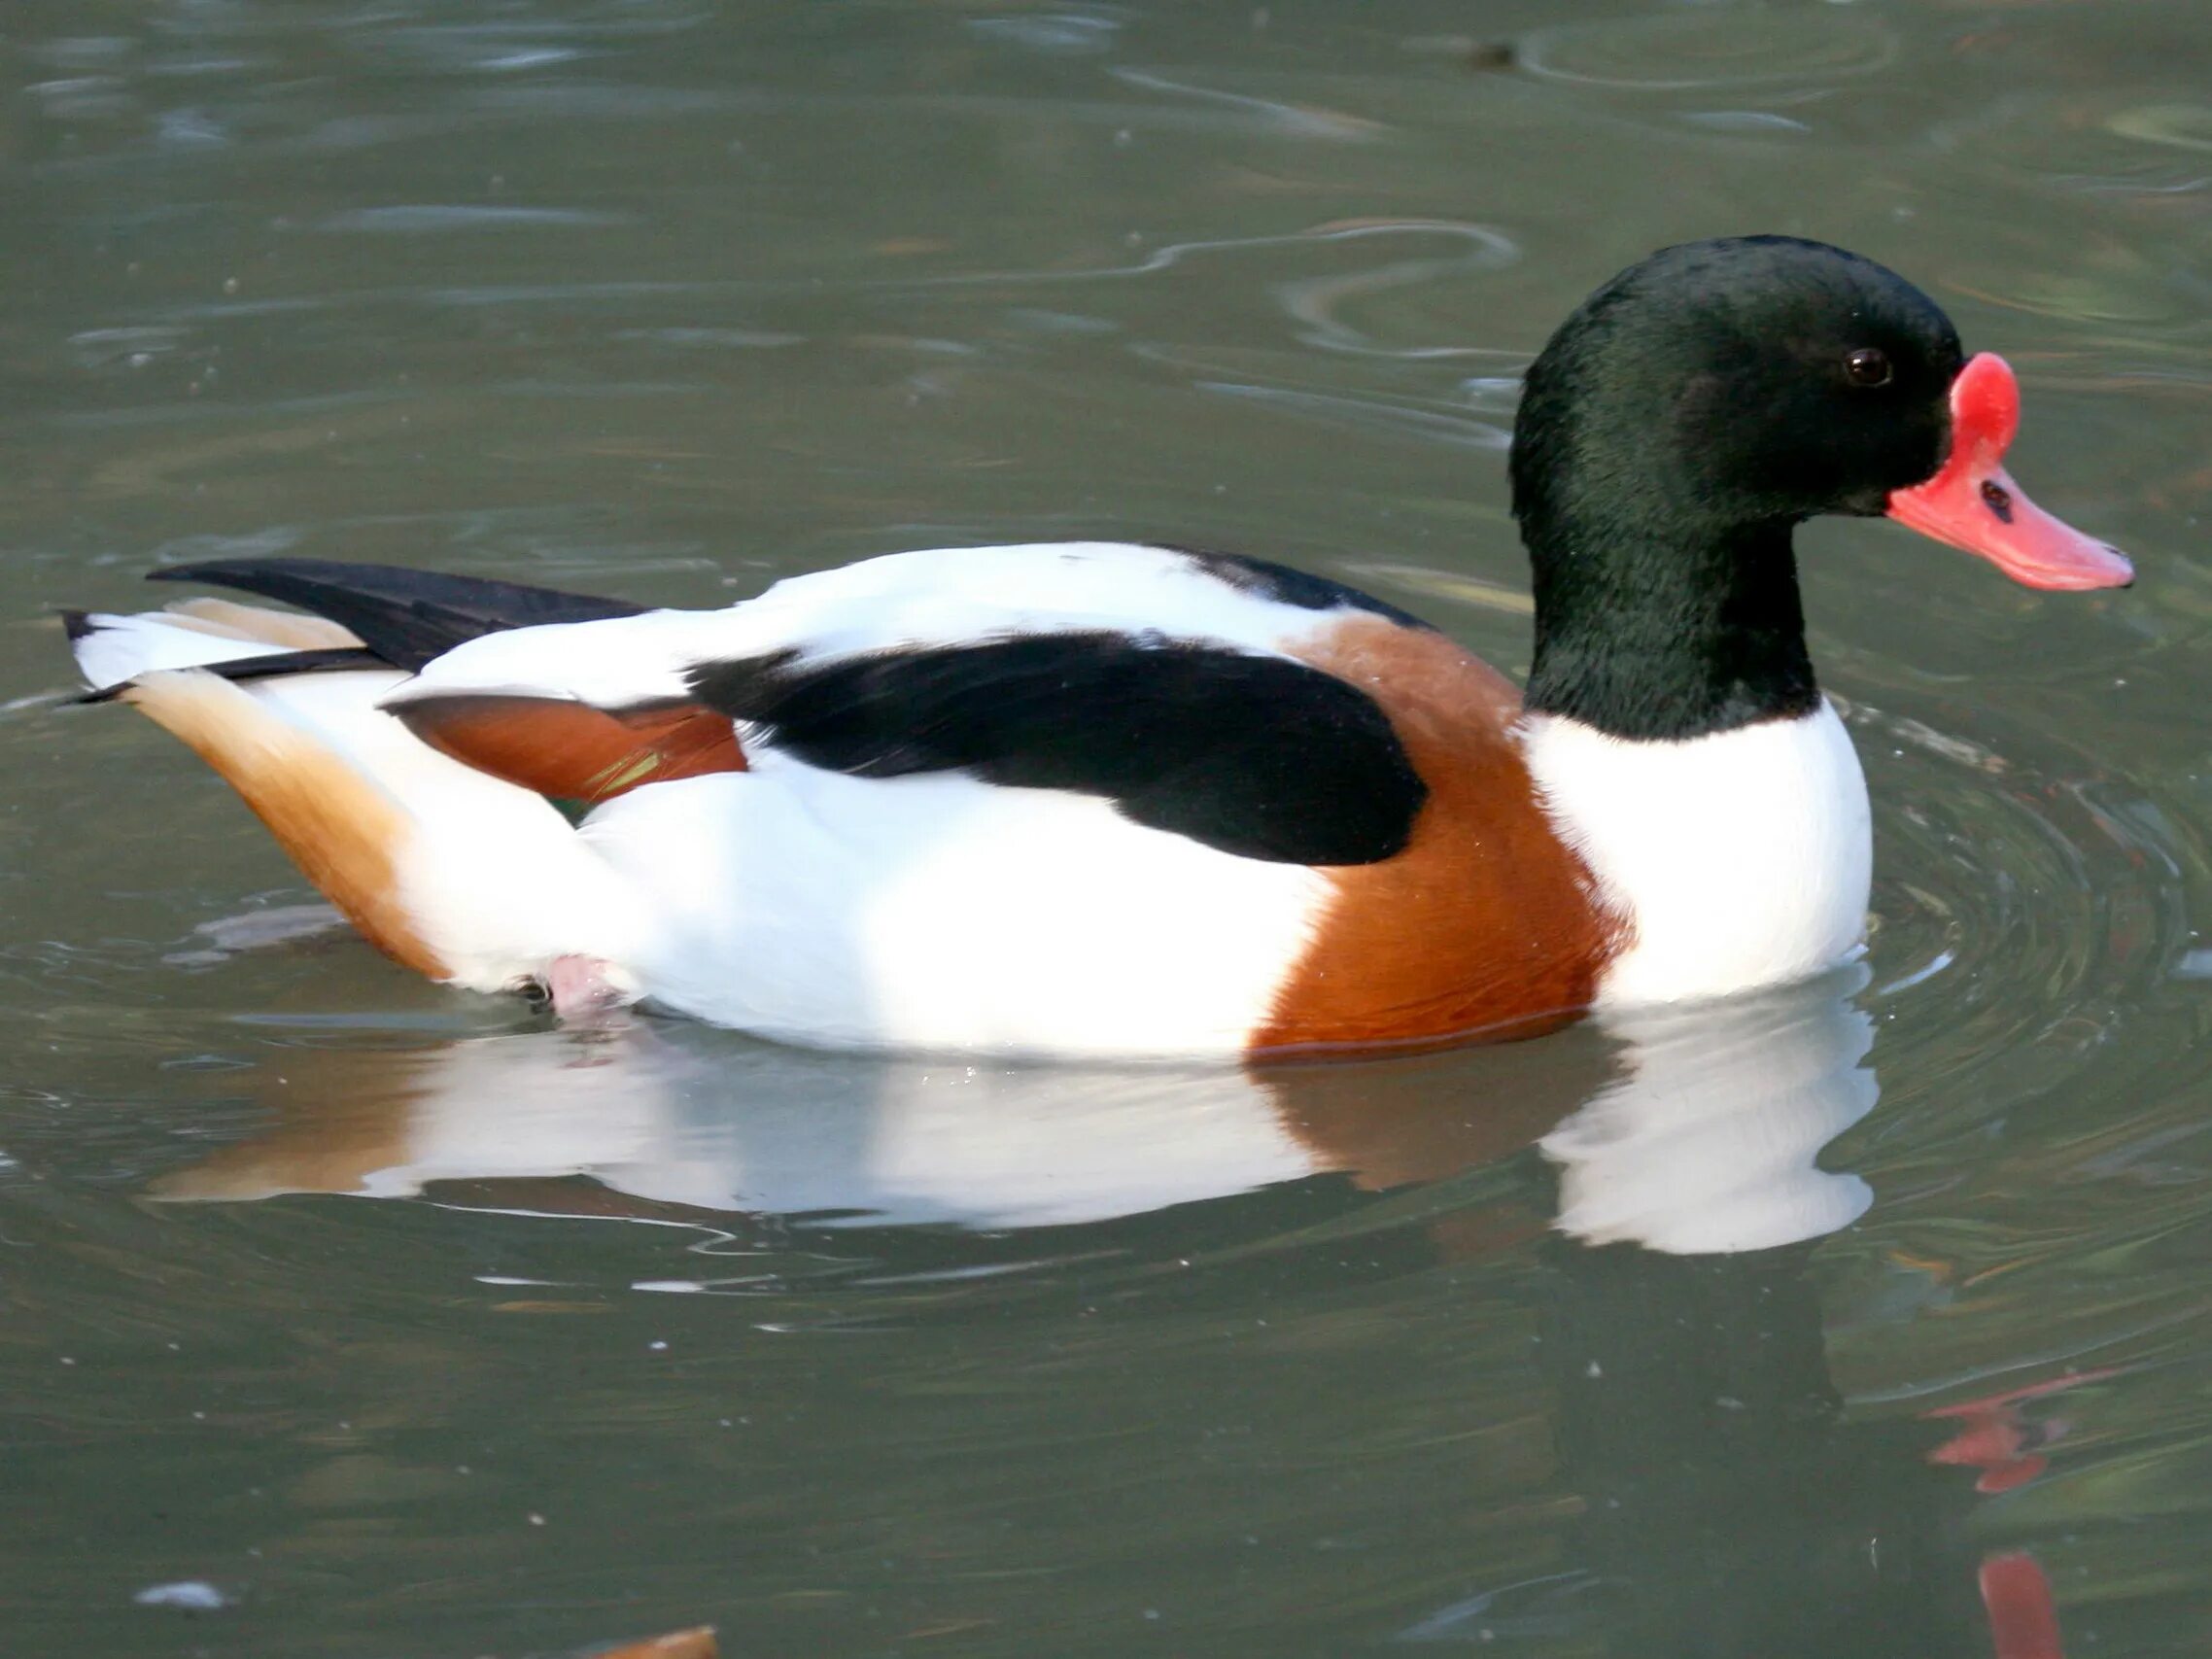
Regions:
[[1521, 514, 1819, 743], [1515, 507, 1868, 1006]]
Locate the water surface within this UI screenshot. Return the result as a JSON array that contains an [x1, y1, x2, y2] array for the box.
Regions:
[[6, 2, 2212, 1654]]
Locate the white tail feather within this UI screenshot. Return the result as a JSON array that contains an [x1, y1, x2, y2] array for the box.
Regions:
[[71, 610, 306, 694]]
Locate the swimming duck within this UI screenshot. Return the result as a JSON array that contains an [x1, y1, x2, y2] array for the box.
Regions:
[[64, 236, 2131, 1056]]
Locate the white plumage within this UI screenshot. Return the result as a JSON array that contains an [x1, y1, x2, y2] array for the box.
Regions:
[[73, 540, 1883, 1054], [579, 758, 1328, 1054], [70, 543, 1354, 1055], [397, 542, 1331, 709]]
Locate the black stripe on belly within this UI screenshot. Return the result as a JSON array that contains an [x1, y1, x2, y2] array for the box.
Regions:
[[686, 633, 1428, 866]]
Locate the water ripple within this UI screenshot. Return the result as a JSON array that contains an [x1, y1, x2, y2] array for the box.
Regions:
[[317, 205, 631, 233], [1518, 9, 1900, 91]]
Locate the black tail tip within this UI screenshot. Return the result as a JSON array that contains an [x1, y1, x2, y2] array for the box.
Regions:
[[58, 608, 100, 643]]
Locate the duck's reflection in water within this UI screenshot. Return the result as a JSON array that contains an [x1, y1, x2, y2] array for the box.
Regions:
[[151, 968, 2072, 1655], [1544, 974, 1877, 1257], [151, 971, 1868, 1235], [1434, 970, 2074, 1659], [150, 999, 1624, 1226]]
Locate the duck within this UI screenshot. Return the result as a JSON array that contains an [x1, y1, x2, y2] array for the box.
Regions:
[[62, 236, 2132, 1058]]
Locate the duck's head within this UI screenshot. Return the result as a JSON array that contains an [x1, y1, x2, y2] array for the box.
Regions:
[[1511, 236, 2130, 741]]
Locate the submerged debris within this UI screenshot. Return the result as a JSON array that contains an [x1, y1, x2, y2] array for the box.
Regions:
[[132, 1581, 230, 1610], [590, 1628, 718, 1659]]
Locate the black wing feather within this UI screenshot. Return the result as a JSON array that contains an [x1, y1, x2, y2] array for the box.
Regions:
[[688, 634, 1427, 866], [1160, 546, 1436, 631], [148, 558, 646, 672]]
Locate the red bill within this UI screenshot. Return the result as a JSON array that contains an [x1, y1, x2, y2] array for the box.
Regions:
[[1886, 353, 2132, 591]]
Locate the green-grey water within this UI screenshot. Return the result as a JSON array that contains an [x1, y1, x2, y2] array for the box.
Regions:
[[7, 2, 2212, 1654]]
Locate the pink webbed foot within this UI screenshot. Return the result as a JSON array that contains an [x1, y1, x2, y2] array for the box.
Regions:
[[540, 954, 636, 1026]]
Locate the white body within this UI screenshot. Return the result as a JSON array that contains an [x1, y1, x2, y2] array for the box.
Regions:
[[1520, 702, 1872, 1009], [577, 760, 1327, 1053], [79, 544, 1343, 1057], [78, 543, 1874, 1054]]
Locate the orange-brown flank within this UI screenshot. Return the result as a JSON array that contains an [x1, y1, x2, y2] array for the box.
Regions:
[[1252, 616, 1622, 1053], [395, 694, 745, 804], [122, 671, 451, 980]]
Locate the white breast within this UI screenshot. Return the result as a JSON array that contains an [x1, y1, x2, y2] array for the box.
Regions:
[[1519, 701, 1871, 1008]]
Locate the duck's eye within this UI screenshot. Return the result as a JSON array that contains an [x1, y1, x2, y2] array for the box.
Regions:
[[1845, 346, 1893, 388]]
